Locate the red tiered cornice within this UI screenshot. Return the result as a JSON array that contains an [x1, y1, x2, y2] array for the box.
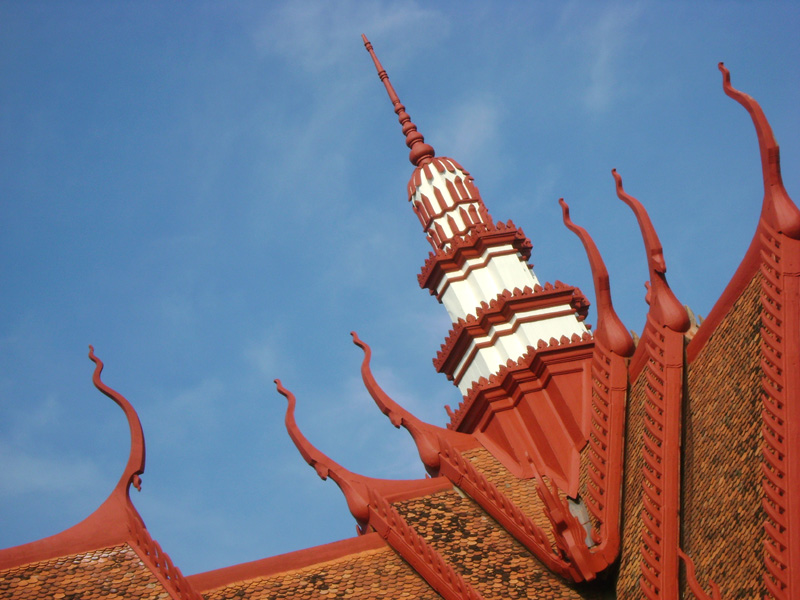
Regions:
[[418, 219, 532, 295], [433, 283, 590, 384]]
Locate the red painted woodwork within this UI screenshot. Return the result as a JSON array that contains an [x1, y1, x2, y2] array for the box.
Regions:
[[450, 334, 593, 494], [560, 198, 633, 568]]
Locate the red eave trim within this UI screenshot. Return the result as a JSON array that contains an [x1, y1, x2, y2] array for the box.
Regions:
[[187, 533, 387, 592], [0, 492, 134, 572]]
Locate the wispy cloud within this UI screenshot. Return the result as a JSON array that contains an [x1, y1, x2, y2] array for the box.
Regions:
[[0, 441, 104, 497], [431, 95, 504, 173], [254, 1, 446, 74], [559, 2, 644, 113]]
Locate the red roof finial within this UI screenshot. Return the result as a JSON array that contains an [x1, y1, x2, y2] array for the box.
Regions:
[[559, 199, 634, 356], [350, 331, 467, 475], [273, 379, 371, 526], [89, 345, 145, 495], [719, 63, 800, 238], [612, 170, 690, 333], [362, 34, 435, 167]]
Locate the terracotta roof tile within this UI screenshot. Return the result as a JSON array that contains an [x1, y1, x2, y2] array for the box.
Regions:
[[682, 273, 765, 598], [0, 544, 172, 599], [201, 546, 440, 600], [395, 489, 605, 599], [461, 446, 558, 550], [615, 364, 649, 599]]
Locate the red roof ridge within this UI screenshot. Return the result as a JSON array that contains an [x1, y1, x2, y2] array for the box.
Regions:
[[187, 532, 387, 592], [688, 65, 800, 362], [0, 348, 201, 599], [719, 63, 800, 239], [0, 348, 144, 570]]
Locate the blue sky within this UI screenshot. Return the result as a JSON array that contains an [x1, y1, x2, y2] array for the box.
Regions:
[[1, 1, 798, 576]]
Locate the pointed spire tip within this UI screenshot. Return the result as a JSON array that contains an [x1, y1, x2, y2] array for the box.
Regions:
[[362, 35, 435, 166]]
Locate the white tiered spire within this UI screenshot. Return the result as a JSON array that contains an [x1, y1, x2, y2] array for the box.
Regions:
[[363, 36, 589, 396]]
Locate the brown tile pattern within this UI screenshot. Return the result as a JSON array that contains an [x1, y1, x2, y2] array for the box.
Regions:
[[462, 446, 556, 547], [0, 544, 172, 599], [682, 272, 765, 599], [201, 546, 440, 600], [395, 489, 607, 599], [615, 365, 649, 599]]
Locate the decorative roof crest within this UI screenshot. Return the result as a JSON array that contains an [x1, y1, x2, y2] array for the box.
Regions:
[[362, 34, 435, 167], [274, 379, 371, 526], [89, 345, 145, 496], [612, 170, 690, 332], [351, 332, 472, 473], [719, 63, 800, 238], [559, 199, 634, 356]]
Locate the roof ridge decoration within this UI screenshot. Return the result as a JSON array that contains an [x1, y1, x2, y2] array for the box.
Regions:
[[0, 349, 203, 600], [89, 345, 146, 497], [274, 379, 451, 533], [366, 488, 485, 600], [274, 379, 485, 600], [275, 379, 373, 531], [559, 198, 634, 357], [362, 34, 435, 167], [758, 222, 798, 600], [437, 439, 588, 581], [718, 63, 800, 239], [612, 169, 690, 334], [350, 332, 476, 474], [559, 198, 632, 571]]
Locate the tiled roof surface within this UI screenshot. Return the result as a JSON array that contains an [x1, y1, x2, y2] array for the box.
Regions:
[[395, 489, 606, 599], [201, 546, 441, 600], [0, 544, 172, 599], [682, 273, 765, 598], [615, 363, 649, 599], [461, 446, 557, 550]]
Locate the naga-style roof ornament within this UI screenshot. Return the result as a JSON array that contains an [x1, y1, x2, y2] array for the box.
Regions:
[[559, 199, 634, 357], [613, 169, 690, 332], [89, 345, 145, 496], [274, 379, 371, 527], [719, 63, 800, 239], [362, 34, 435, 167], [351, 332, 474, 474]]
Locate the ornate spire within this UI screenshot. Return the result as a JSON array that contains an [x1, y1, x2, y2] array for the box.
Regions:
[[362, 34, 435, 167], [719, 63, 800, 239]]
